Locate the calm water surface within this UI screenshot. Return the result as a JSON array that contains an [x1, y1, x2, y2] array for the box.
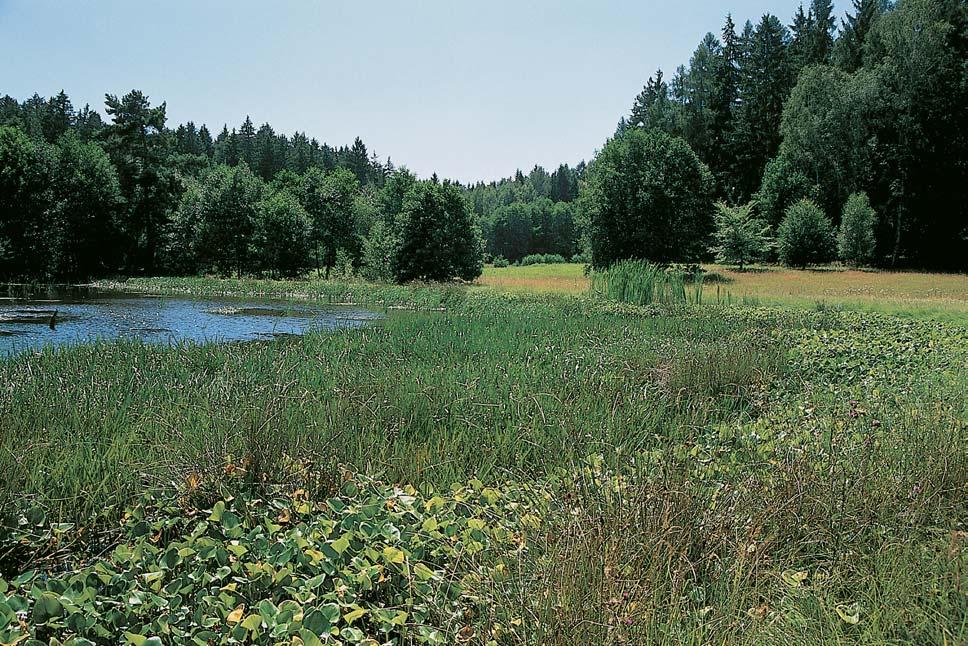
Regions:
[[0, 286, 381, 356]]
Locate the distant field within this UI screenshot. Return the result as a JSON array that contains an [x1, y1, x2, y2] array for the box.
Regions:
[[477, 263, 589, 294], [479, 263, 968, 323]]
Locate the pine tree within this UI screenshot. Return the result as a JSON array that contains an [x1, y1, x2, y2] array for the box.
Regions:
[[630, 69, 672, 130], [834, 0, 886, 72], [43, 90, 74, 143], [807, 0, 836, 65], [198, 125, 214, 158], [238, 116, 256, 168], [103, 90, 174, 272], [731, 15, 792, 202]]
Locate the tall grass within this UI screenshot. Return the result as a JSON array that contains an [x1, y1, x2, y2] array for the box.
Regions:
[[0, 301, 778, 527], [590, 259, 705, 306]]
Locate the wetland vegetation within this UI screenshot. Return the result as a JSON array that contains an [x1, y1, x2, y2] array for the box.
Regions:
[[1, 0, 966, 643], [1, 272, 965, 644]]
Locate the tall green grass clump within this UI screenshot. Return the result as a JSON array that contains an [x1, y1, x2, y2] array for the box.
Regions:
[[590, 259, 704, 306]]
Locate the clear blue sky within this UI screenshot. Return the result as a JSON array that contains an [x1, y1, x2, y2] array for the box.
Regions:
[[0, 0, 841, 182]]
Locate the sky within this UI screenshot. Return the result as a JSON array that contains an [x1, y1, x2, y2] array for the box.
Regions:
[[0, 0, 842, 183]]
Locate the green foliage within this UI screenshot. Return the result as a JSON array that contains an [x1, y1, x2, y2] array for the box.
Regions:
[[754, 155, 821, 228], [777, 199, 836, 267], [253, 190, 311, 277], [1, 281, 966, 642], [301, 168, 359, 277], [185, 164, 264, 276], [392, 180, 483, 283], [0, 126, 54, 279], [519, 253, 567, 266], [709, 202, 772, 270], [487, 202, 532, 262], [582, 128, 714, 268], [102, 90, 178, 273], [491, 256, 509, 268], [1, 473, 548, 644], [590, 259, 702, 306], [49, 132, 124, 279], [778, 66, 877, 218], [359, 220, 398, 282], [838, 192, 877, 266]]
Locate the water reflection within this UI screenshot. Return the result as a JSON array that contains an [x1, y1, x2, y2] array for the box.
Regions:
[[0, 285, 381, 356]]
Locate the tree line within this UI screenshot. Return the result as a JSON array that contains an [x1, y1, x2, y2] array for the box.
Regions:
[[1, 0, 965, 282], [463, 164, 586, 263], [0, 91, 480, 282], [607, 0, 967, 270]]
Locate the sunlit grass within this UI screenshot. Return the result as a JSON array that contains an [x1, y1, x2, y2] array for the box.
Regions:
[[476, 263, 589, 294], [478, 262, 968, 324]]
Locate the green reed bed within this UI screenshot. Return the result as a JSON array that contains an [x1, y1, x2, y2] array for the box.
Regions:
[[1, 289, 965, 644], [589, 259, 705, 306]]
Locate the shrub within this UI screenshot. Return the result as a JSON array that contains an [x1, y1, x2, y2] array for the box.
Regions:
[[520, 253, 567, 266], [708, 202, 772, 271], [492, 256, 509, 268], [581, 128, 714, 268], [838, 192, 877, 266], [777, 199, 836, 268]]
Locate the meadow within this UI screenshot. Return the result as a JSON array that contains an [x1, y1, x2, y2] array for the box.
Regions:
[[0, 269, 965, 644], [479, 263, 968, 325]]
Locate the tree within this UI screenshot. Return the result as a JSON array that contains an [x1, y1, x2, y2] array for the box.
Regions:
[[710, 14, 741, 192], [754, 155, 820, 228], [630, 70, 673, 131], [777, 65, 877, 219], [838, 192, 877, 265], [50, 132, 123, 278], [301, 167, 359, 277], [731, 14, 793, 202], [360, 219, 398, 282], [43, 90, 74, 143], [254, 189, 311, 276], [580, 128, 714, 268], [103, 90, 176, 273], [709, 202, 772, 270], [489, 202, 532, 262], [861, 0, 968, 268], [834, 0, 888, 72], [777, 198, 835, 267], [190, 164, 264, 276], [392, 180, 482, 282], [0, 126, 53, 279], [807, 0, 836, 65], [378, 168, 417, 225]]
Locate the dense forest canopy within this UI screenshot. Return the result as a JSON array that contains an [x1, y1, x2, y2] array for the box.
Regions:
[[1, 0, 966, 281], [612, 0, 968, 269]]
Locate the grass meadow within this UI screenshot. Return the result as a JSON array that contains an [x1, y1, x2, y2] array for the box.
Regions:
[[479, 263, 968, 325], [0, 268, 965, 644]]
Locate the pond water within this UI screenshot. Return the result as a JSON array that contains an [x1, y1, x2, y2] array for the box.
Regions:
[[0, 286, 382, 356]]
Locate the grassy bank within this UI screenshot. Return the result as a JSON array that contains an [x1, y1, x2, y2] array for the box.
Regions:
[[1, 280, 966, 644]]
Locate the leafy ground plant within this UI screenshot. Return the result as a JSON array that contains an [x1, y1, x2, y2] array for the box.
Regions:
[[1, 469, 549, 645]]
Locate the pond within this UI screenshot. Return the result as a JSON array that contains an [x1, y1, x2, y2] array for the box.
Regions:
[[0, 286, 382, 356]]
